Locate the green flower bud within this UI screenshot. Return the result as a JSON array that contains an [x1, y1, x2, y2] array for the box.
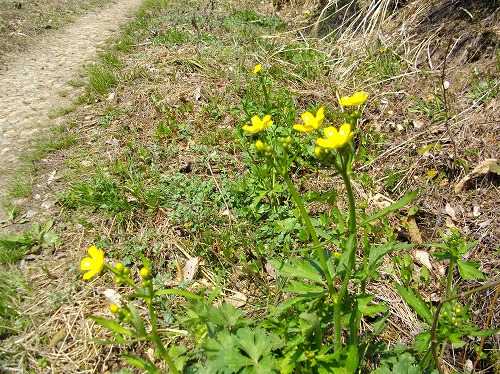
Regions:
[[115, 262, 124, 273]]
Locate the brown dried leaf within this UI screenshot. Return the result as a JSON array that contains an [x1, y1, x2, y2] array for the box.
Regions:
[[445, 203, 457, 221], [225, 290, 247, 308], [413, 249, 432, 270], [407, 217, 423, 244], [455, 159, 498, 193], [182, 257, 200, 282]]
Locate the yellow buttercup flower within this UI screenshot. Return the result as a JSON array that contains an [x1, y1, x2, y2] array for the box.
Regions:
[[293, 107, 324, 133], [253, 64, 262, 74], [80, 246, 105, 280], [317, 123, 353, 149], [339, 91, 369, 107], [242, 115, 273, 134]]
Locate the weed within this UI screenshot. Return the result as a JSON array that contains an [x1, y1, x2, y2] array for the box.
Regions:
[[0, 220, 60, 263]]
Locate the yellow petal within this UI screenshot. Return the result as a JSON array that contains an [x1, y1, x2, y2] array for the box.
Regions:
[[316, 107, 324, 127], [83, 270, 97, 280], [323, 126, 339, 139], [253, 64, 262, 74], [80, 258, 92, 270], [88, 245, 104, 260], [339, 91, 369, 106], [293, 124, 313, 132]]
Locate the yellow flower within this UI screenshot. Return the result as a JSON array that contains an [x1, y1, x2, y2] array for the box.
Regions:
[[293, 107, 324, 132], [339, 91, 369, 107], [317, 123, 353, 149], [242, 115, 273, 134], [80, 246, 105, 280], [253, 64, 262, 74]]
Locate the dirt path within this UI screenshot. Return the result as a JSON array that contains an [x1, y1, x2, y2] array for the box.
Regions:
[[0, 0, 144, 221]]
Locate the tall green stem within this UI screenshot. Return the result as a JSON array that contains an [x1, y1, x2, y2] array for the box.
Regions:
[[146, 288, 179, 374], [338, 167, 359, 345], [283, 173, 334, 295], [259, 75, 271, 114]]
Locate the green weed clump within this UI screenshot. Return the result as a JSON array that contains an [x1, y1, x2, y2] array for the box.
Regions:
[[78, 65, 498, 373]]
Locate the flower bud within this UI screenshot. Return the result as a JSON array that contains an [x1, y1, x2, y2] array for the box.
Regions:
[[109, 304, 119, 314], [114, 276, 123, 284], [115, 262, 124, 273], [140, 267, 150, 279], [255, 140, 265, 152]]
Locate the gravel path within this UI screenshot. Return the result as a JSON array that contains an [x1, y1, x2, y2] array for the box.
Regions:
[[0, 0, 143, 220]]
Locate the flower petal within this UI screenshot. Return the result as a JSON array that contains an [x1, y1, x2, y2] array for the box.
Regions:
[[80, 258, 93, 270], [88, 245, 104, 260]]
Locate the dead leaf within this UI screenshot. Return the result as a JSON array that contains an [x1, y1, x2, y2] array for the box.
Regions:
[[473, 201, 480, 217], [265, 261, 277, 279], [182, 257, 200, 282], [225, 290, 247, 308], [407, 217, 423, 244], [454, 175, 470, 194], [455, 159, 498, 193], [445, 216, 455, 229], [370, 193, 393, 210], [100, 288, 122, 306], [470, 158, 497, 175], [413, 249, 432, 270], [445, 203, 456, 220]]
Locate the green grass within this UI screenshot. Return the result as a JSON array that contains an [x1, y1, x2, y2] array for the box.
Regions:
[[0, 266, 32, 339]]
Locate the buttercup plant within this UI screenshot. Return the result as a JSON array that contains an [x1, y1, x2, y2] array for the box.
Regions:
[[80, 64, 496, 373]]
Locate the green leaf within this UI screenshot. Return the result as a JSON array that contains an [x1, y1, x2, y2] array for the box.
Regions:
[[206, 302, 246, 327], [155, 288, 202, 299], [394, 284, 433, 324], [89, 315, 135, 336], [360, 190, 418, 227], [418, 143, 436, 155], [122, 354, 160, 373], [127, 303, 146, 336], [283, 280, 326, 297], [357, 295, 388, 317], [457, 260, 486, 280], [269, 258, 324, 284]]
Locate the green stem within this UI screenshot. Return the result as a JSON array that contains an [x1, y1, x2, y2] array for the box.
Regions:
[[446, 257, 456, 297], [283, 173, 334, 295], [338, 167, 358, 344], [146, 287, 179, 374], [259, 75, 271, 114]]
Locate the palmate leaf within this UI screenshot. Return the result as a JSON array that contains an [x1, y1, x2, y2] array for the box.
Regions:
[[457, 260, 486, 280], [203, 327, 281, 373], [357, 295, 388, 317]]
